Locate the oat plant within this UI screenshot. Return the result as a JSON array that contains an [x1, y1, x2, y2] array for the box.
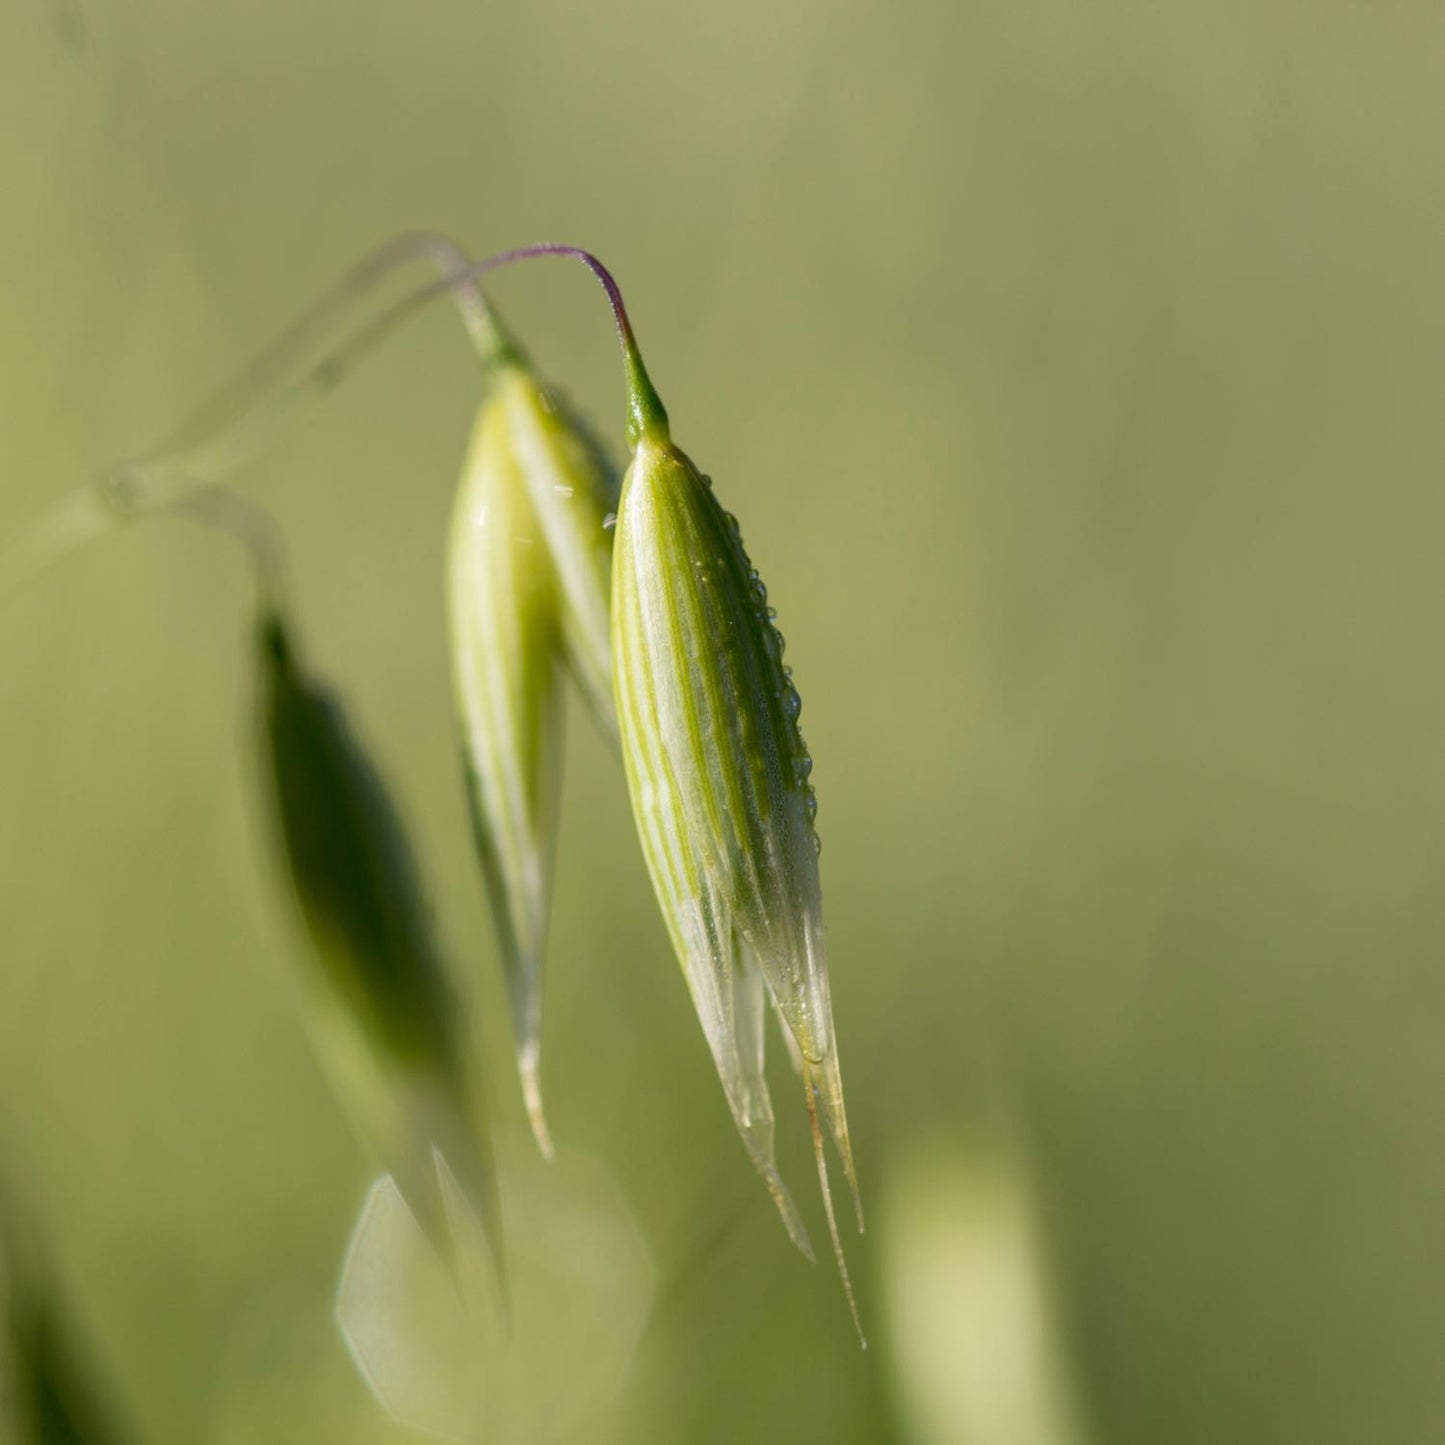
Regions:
[[1, 234, 866, 1340], [444, 319, 620, 1160]]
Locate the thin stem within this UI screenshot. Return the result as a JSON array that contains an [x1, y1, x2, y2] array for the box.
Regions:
[[466, 245, 669, 448], [119, 241, 671, 510], [166, 486, 290, 611], [0, 232, 509, 597], [0, 488, 115, 604], [124, 239, 667, 495], [120, 230, 510, 504], [306, 243, 672, 449]]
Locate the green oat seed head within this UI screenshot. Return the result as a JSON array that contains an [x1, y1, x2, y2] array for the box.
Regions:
[[605, 324, 865, 1339], [447, 358, 619, 1161], [259, 603, 502, 1293]]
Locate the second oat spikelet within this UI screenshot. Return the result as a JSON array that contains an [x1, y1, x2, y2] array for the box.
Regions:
[[446, 331, 620, 1160]]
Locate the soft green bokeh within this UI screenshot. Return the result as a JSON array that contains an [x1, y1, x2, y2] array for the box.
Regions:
[[1, 1, 1442, 1441]]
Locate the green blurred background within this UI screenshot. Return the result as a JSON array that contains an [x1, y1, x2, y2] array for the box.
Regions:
[[2, 0, 1443, 1440]]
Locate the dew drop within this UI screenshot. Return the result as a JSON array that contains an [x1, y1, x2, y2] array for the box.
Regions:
[[782, 687, 802, 722], [603, 512, 618, 530]]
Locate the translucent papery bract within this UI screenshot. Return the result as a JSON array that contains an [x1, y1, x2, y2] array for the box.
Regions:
[[664, 881, 812, 1258], [611, 434, 862, 1311], [259, 614, 498, 1276], [448, 376, 567, 1157]]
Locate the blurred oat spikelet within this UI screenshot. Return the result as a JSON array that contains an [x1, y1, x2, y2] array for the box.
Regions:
[[257, 598, 501, 1288], [68, 481, 507, 1293], [447, 355, 619, 1161]]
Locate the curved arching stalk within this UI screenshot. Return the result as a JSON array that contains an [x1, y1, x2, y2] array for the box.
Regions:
[[1, 230, 510, 599]]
